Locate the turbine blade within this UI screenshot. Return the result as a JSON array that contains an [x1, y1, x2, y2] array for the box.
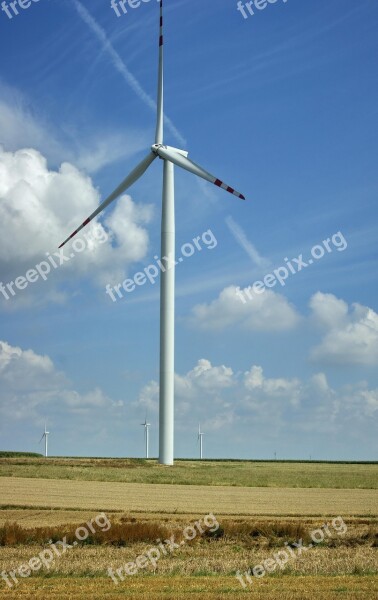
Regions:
[[39, 433, 45, 443], [156, 146, 245, 200], [59, 152, 156, 248], [155, 0, 164, 144]]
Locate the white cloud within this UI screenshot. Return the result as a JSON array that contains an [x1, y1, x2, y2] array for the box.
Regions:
[[242, 364, 378, 432], [59, 388, 110, 409], [137, 359, 235, 420], [0, 340, 55, 392], [0, 340, 118, 422], [359, 389, 378, 416], [0, 83, 150, 174], [137, 380, 159, 413], [244, 365, 301, 407], [190, 285, 300, 331], [0, 147, 154, 303], [136, 358, 378, 439], [173, 359, 233, 406], [310, 292, 378, 366], [310, 292, 348, 328]]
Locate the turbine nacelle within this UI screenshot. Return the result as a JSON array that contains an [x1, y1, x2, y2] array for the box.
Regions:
[[152, 144, 189, 158]]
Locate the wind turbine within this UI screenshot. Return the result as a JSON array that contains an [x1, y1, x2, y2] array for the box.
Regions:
[[141, 416, 151, 459], [39, 423, 49, 458], [198, 423, 204, 460], [59, 0, 245, 466]]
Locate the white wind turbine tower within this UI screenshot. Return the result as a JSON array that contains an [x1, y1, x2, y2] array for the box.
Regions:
[[39, 423, 49, 458], [198, 424, 204, 460], [141, 417, 151, 459], [59, 0, 245, 466]]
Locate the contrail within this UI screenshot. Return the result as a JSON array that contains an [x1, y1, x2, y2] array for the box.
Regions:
[[225, 215, 270, 268], [73, 1, 186, 147]]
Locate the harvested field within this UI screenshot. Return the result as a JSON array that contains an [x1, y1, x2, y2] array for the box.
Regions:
[[0, 575, 377, 599], [1, 477, 377, 516], [0, 462, 376, 598]]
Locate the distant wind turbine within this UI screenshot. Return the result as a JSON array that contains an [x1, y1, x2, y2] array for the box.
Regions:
[[141, 417, 151, 459], [39, 423, 49, 458], [198, 424, 204, 460], [58, 0, 245, 465]]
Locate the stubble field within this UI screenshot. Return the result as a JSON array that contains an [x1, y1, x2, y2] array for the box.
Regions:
[[0, 458, 377, 599]]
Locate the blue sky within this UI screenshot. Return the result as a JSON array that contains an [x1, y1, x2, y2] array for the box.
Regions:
[[0, 0, 377, 460]]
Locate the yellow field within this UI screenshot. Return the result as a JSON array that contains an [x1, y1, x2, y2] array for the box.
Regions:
[[0, 575, 377, 599], [1, 476, 377, 516], [1, 538, 377, 576], [0, 461, 377, 599]]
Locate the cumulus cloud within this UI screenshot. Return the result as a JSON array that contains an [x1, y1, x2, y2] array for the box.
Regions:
[[243, 364, 378, 433], [310, 292, 378, 366], [137, 359, 235, 422], [189, 285, 300, 331], [0, 340, 55, 392], [2, 342, 375, 454], [0, 147, 154, 303], [359, 389, 378, 416], [138, 380, 159, 413], [244, 365, 302, 407], [136, 358, 378, 439], [0, 340, 119, 422], [177, 359, 234, 393]]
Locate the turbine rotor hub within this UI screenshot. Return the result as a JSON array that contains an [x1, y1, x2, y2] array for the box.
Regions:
[[152, 144, 189, 158]]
